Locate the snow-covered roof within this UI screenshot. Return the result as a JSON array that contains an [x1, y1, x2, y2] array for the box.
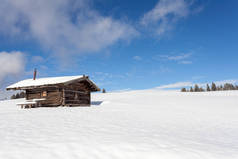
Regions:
[[6, 75, 100, 91]]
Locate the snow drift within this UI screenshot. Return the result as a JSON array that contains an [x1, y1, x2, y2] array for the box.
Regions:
[[0, 90, 238, 159]]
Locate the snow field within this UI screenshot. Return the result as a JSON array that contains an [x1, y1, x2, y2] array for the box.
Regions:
[[0, 90, 238, 159]]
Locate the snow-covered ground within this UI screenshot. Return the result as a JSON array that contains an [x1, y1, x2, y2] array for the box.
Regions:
[[0, 90, 238, 159]]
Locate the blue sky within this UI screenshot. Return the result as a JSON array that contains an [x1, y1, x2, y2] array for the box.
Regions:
[[0, 0, 238, 93]]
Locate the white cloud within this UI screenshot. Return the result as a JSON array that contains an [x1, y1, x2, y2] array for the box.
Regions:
[[157, 81, 193, 89], [157, 79, 238, 90], [133, 56, 142, 61], [0, 0, 138, 57], [0, 51, 25, 83], [160, 53, 192, 61], [141, 0, 195, 35], [157, 53, 193, 64], [178, 60, 192, 64]]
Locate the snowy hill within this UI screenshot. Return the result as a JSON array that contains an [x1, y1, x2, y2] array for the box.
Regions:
[[0, 90, 238, 159]]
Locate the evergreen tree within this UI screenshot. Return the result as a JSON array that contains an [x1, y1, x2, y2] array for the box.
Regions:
[[211, 82, 217, 91], [199, 87, 205, 92], [223, 83, 228, 90], [219, 85, 223, 91], [11, 94, 16, 99], [206, 84, 211, 91], [15, 93, 20, 99], [231, 84, 235, 90], [102, 88, 106, 93], [223, 83, 235, 90], [181, 88, 187, 92], [190, 87, 194, 92], [194, 84, 199, 92], [19, 92, 25, 98]]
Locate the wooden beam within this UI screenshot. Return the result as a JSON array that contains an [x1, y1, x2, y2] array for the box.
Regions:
[[64, 90, 87, 94], [62, 88, 65, 106]]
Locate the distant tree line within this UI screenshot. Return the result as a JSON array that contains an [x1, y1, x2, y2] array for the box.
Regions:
[[10, 92, 26, 99], [181, 83, 238, 92]]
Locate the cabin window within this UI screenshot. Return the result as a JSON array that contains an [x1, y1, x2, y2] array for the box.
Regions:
[[42, 91, 47, 97]]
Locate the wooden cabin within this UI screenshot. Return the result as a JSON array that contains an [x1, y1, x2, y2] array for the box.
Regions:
[[6, 75, 100, 107]]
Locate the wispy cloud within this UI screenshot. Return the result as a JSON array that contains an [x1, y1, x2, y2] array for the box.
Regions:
[[0, 51, 25, 84], [31, 56, 45, 64], [133, 56, 142, 61], [156, 52, 193, 64], [178, 60, 192, 64], [0, 0, 138, 59], [160, 53, 192, 61], [140, 0, 199, 36], [159, 66, 171, 73], [92, 72, 127, 87], [157, 81, 193, 89]]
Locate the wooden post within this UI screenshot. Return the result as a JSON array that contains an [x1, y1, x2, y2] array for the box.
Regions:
[[25, 90, 28, 100], [62, 88, 65, 106], [89, 92, 91, 106]]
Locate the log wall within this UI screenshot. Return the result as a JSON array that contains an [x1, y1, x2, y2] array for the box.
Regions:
[[26, 87, 62, 106], [25, 80, 92, 107], [64, 81, 91, 106]]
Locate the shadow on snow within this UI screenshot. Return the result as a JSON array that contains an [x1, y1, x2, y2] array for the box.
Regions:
[[91, 101, 103, 106]]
